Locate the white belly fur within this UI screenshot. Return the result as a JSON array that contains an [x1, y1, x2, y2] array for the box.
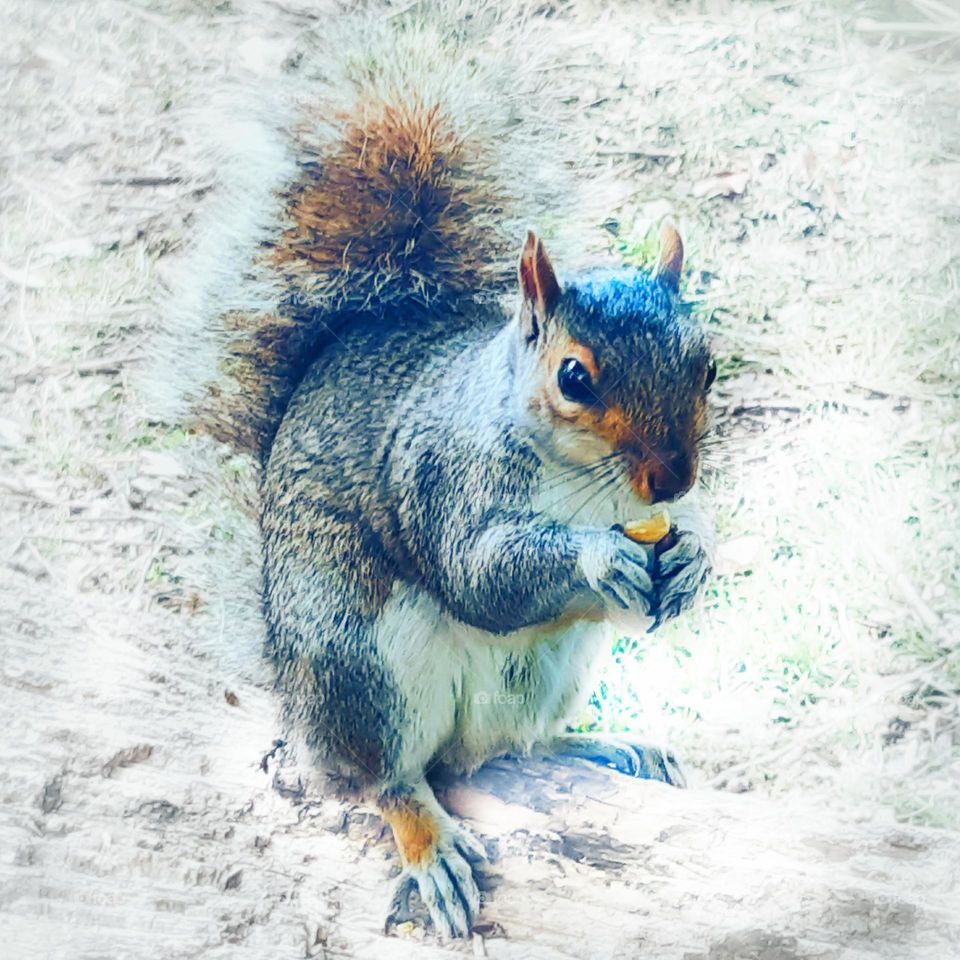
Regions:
[[373, 584, 611, 779]]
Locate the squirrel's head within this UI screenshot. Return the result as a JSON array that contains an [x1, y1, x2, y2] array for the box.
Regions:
[[514, 227, 714, 505]]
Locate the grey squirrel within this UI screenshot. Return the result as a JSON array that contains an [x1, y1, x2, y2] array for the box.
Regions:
[[162, 10, 716, 941]]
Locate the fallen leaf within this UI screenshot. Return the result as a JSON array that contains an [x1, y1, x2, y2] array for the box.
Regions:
[[102, 744, 154, 778], [693, 170, 750, 200]]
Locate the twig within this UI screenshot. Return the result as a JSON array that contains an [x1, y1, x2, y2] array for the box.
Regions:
[[96, 176, 184, 187], [0, 261, 44, 291], [596, 146, 682, 159], [854, 18, 960, 35], [14, 354, 143, 385]]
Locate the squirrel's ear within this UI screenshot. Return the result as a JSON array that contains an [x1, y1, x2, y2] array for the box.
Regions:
[[654, 223, 684, 294], [518, 231, 561, 338]]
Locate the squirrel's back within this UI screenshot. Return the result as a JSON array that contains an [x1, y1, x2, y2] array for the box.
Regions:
[[151, 5, 607, 463]]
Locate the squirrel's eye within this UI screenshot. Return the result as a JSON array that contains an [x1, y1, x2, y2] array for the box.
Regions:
[[558, 358, 596, 405], [704, 359, 717, 391]]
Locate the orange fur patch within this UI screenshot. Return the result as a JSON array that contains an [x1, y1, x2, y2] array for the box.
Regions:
[[587, 404, 633, 447], [626, 461, 655, 504], [381, 798, 440, 866], [273, 100, 510, 291]]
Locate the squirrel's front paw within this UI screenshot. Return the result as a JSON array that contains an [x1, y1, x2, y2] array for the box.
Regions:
[[580, 531, 656, 618], [650, 530, 711, 630]]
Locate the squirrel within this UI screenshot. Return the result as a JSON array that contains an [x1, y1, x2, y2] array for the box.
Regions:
[[158, 8, 716, 942]]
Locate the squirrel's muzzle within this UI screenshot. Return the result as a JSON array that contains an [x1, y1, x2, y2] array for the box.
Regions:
[[627, 448, 696, 504]]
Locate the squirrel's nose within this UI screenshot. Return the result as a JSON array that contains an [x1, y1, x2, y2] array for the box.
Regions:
[[640, 449, 693, 504]]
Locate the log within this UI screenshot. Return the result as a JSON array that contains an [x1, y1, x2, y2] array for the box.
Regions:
[[437, 757, 960, 958], [2, 574, 959, 959]]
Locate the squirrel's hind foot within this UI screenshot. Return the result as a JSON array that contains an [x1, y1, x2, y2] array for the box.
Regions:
[[380, 783, 487, 940], [548, 733, 687, 787], [385, 848, 479, 940]]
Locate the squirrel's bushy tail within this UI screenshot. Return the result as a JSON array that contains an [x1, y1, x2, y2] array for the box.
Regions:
[[153, 3, 598, 461], [276, 97, 514, 307]]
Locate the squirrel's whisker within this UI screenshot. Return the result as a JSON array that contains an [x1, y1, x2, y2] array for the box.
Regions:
[[561, 464, 620, 522], [537, 465, 616, 517], [536, 452, 620, 494], [538, 459, 622, 517], [566, 468, 625, 526]]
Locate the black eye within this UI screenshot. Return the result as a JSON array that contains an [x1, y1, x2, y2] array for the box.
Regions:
[[704, 359, 717, 390], [558, 357, 597, 405]]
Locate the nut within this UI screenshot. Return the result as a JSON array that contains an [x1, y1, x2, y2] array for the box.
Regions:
[[622, 510, 671, 544]]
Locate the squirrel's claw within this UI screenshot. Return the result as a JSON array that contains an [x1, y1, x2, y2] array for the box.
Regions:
[[452, 822, 488, 865]]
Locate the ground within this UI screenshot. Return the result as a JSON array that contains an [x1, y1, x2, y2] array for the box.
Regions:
[[1, 0, 958, 957]]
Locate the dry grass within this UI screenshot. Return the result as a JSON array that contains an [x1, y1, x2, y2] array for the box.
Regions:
[[1, 0, 957, 910]]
